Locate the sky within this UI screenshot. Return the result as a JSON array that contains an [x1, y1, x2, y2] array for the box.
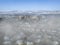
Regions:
[[0, 0, 60, 11]]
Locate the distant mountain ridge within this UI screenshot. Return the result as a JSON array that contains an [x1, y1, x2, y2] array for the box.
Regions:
[[0, 11, 60, 15]]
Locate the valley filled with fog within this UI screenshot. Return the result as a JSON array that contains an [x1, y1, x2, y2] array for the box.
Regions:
[[0, 14, 60, 45]]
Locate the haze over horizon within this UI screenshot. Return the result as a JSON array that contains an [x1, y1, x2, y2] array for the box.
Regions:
[[0, 0, 60, 11]]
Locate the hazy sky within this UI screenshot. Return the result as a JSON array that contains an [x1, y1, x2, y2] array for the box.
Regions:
[[0, 0, 60, 11]]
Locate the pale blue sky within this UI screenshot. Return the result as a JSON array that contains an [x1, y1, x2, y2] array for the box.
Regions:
[[0, 0, 60, 11]]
